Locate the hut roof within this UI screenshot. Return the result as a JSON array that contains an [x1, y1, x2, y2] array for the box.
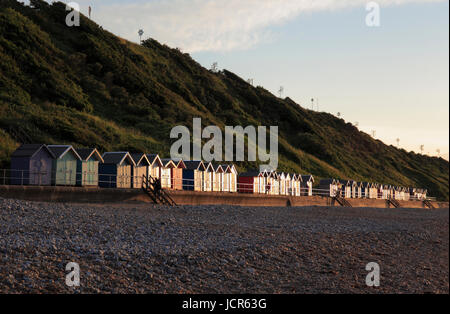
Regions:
[[131, 153, 150, 166], [260, 170, 270, 177], [184, 161, 206, 171], [11, 144, 56, 159], [102, 152, 136, 166], [228, 164, 238, 173], [320, 178, 337, 185], [160, 159, 177, 168], [146, 154, 163, 167], [76, 148, 104, 162], [301, 175, 314, 183], [175, 160, 187, 169], [219, 165, 231, 173], [47, 145, 81, 160], [268, 171, 279, 179], [340, 180, 357, 187], [239, 170, 262, 177], [213, 164, 224, 173], [204, 162, 215, 172]]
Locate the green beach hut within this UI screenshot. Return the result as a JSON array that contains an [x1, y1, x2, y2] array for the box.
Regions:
[[75, 148, 104, 187], [47, 145, 81, 186]]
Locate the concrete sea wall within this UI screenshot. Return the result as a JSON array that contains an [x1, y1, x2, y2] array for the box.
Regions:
[[1, 185, 448, 209]]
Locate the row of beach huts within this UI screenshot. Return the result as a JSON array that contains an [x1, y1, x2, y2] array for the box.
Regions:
[[4, 144, 428, 201]]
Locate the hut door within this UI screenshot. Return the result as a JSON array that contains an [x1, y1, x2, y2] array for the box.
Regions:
[[39, 159, 50, 185], [118, 166, 124, 188], [31, 159, 47, 185]]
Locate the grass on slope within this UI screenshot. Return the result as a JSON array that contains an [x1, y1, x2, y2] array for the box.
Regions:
[[0, 0, 448, 200]]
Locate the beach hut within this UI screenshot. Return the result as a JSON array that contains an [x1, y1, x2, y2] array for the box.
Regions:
[[319, 179, 339, 197], [380, 184, 389, 199], [76, 148, 103, 187], [212, 165, 224, 192], [183, 161, 205, 191], [220, 165, 231, 192], [203, 162, 214, 192], [291, 174, 302, 196], [401, 187, 407, 200], [159, 159, 185, 190], [229, 164, 238, 193], [355, 182, 363, 198], [415, 188, 424, 200], [219, 164, 238, 193], [131, 153, 150, 189], [384, 185, 395, 199], [269, 172, 280, 195], [257, 170, 269, 194], [410, 187, 426, 200], [409, 187, 416, 200], [286, 173, 294, 196], [394, 186, 402, 200], [172, 160, 186, 190], [376, 184, 384, 199], [99, 152, 135, 188], [146, 154, 164, 181], [369, 183, 378, 199], [399, 187, 406, 200], [265, 172, 273, 195], [402, 187, 410, 201], [285, 173, 293, 196], [10, 144, 55, 186], [265, 171, 275, 195], [422, 189, 428, 200], [259, 170, 268, 194], [418, 188, 427, 200], [349, 181, 358, 198], [363, 182, 372, 199], [160, 159, 177, 189], [47, 145, 81, 186], [300, 175, 314, 196], [285, 173, 292, 195], [339, 180, 353, 198], [238, 171, 263, 194], [278, 172, 287, 196], [361, 182, 370, 198]]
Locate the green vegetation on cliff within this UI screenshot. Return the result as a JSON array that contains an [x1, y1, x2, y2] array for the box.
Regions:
[[0, 0, 448, 200]]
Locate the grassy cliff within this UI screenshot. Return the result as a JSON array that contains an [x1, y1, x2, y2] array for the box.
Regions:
[[0, 0, 448, 200]]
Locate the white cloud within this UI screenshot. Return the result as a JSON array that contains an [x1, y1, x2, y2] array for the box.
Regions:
[[70, 0, 444, 52]]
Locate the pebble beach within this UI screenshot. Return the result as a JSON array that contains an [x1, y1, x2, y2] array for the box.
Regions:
[[0, 197, 448, 294]]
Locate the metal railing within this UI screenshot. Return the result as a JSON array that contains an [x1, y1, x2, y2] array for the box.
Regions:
[[0, 169, 435, 201]]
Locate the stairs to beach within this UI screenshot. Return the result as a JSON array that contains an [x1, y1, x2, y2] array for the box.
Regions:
[[333, 193, 352, 207], [142, 175, 177, 206], [387, 198, 401, 208]]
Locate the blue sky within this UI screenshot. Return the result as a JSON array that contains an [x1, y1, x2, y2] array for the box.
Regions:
[[33, 0, 449, 158], [193, 1, 449, 158]]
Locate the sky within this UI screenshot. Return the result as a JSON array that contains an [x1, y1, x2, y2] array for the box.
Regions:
[[29, 0, 449, 159]]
